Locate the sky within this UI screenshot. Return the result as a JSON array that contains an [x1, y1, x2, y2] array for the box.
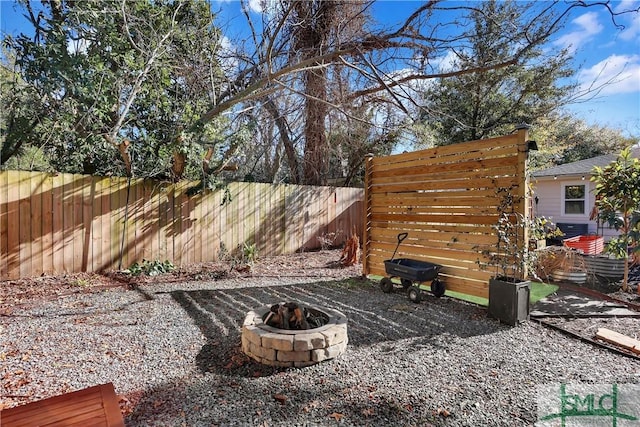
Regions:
[[2, 0, 639, 138]]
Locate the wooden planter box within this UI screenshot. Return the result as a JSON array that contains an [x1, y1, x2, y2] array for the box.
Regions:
[[564, 235, 604, 255]]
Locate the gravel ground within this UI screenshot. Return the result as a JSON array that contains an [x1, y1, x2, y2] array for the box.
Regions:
[[2, 251, 639, 426]]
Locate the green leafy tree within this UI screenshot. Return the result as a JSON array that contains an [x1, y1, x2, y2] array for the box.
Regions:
[[4, 0, 638, 184], [0, 47, 51, 169], [592, 147, 640, 292], [529, 113, 635, 171], [418, 0, 576, 145], [2, 0, 232, 180]]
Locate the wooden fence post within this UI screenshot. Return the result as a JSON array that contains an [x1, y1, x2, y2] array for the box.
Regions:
[[361, 154, 374, 277], [516, 123, 534, 280]]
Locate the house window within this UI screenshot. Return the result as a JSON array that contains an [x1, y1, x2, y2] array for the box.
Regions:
[[564, 184, 585, 214]]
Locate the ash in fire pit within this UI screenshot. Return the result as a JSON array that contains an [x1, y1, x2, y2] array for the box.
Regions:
[[242, 303, 348, 367], [263, 302, 329, 330]]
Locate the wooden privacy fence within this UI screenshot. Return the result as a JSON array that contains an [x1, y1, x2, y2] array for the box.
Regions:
[[0, 171, 363, 280], [362, 128, 533, 299]]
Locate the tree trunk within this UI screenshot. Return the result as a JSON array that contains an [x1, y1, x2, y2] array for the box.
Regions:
[[263, 97, 300, 184], [302, 67, 329, 186]]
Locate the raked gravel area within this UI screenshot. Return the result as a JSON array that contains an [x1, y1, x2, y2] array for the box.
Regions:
[[2, 253, 639, 426]]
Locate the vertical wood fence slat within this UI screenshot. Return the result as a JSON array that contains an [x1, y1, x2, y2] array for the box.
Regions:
[[191, 189, 199, 263], [182, 185, 192, 265], [62, 173, 74, 273], [116, 177, 126, 269], [72, 174, 83, 273], [0, 171, 7, 278], [201, 189, 211, 262], [93, 177, 104, 272], [51, 174, 63, 274], [30, 173, 43, 276], [144, 181, 160, 259], [0, 171, 364, 279], [131, 181, 140, 263], [81, 175, 93, 272], [105, 178, 116, 271], [19, 171, 32, 278], [193, 192, 202, 264], [6, 172, 20, 278]]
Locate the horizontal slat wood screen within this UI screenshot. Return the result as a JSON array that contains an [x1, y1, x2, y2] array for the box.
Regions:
[[0, 173, 363, 280], [362, 130, 531, 298]]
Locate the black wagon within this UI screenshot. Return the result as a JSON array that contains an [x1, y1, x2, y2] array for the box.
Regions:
[[380, 233, 445, 303]]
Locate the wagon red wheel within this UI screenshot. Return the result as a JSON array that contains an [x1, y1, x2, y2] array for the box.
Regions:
[[431, 279, 445, 298], [380, 277, 394, 293]]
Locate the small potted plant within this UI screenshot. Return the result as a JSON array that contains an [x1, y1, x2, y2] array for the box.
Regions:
[[478, 185, 532, 325], [529, 216, 564, 250]]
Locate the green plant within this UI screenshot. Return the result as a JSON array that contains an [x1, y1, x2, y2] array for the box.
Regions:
[[126, 259, 175, 277], [530, 216, 564, 241], [592, 147, 640, 292], [477, 185, 529, 282], [242, 243, 258, 264], [71, 278, 90, 288]]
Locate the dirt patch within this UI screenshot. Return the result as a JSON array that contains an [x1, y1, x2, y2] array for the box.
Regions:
[[0, 250, 360, 313]]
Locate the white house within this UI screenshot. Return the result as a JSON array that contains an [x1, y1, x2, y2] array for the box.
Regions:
[[531, 148, 640, 242]]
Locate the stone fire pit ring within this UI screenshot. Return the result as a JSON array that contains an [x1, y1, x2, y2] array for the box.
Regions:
[[241, 305, 348, 367]]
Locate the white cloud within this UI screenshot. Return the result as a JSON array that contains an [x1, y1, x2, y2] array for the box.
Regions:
[[613, 0, 639, 14], [554, 12, 604, 53], [432, 50, 460, 73], [248, 0, 263, 13], [218, 35, 239, 72], [619, 8, 640, 41], [244, 0, 278, 14], [67, 37, 89, 55], [578, 54, 640, 95]]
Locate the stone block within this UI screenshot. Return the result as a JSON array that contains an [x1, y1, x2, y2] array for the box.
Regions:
[[312, 339, 348, 362], [293, 332, 326, 351], [277, 349, 312, 363], [242, 325, 262, 346], [243, 311, 258, 327], [322, 325, 348, 346], [262, 332, 294, 351], [256, 345, 276, 361], [241, 335, 250, 354]]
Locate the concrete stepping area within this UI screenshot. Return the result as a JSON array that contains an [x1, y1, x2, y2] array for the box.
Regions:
[[530, 287, 640, 318]]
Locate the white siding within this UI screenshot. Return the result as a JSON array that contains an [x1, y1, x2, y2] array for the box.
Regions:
[[532, 175, 620, 241]]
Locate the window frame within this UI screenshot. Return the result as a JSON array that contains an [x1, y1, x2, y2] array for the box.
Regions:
[[561, 182, 588, 217]]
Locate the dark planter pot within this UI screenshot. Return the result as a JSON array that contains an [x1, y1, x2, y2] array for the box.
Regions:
[[488, 278, 530, 326]]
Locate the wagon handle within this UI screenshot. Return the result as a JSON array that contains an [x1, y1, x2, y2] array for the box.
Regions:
[[391, 232, 408, 260]]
